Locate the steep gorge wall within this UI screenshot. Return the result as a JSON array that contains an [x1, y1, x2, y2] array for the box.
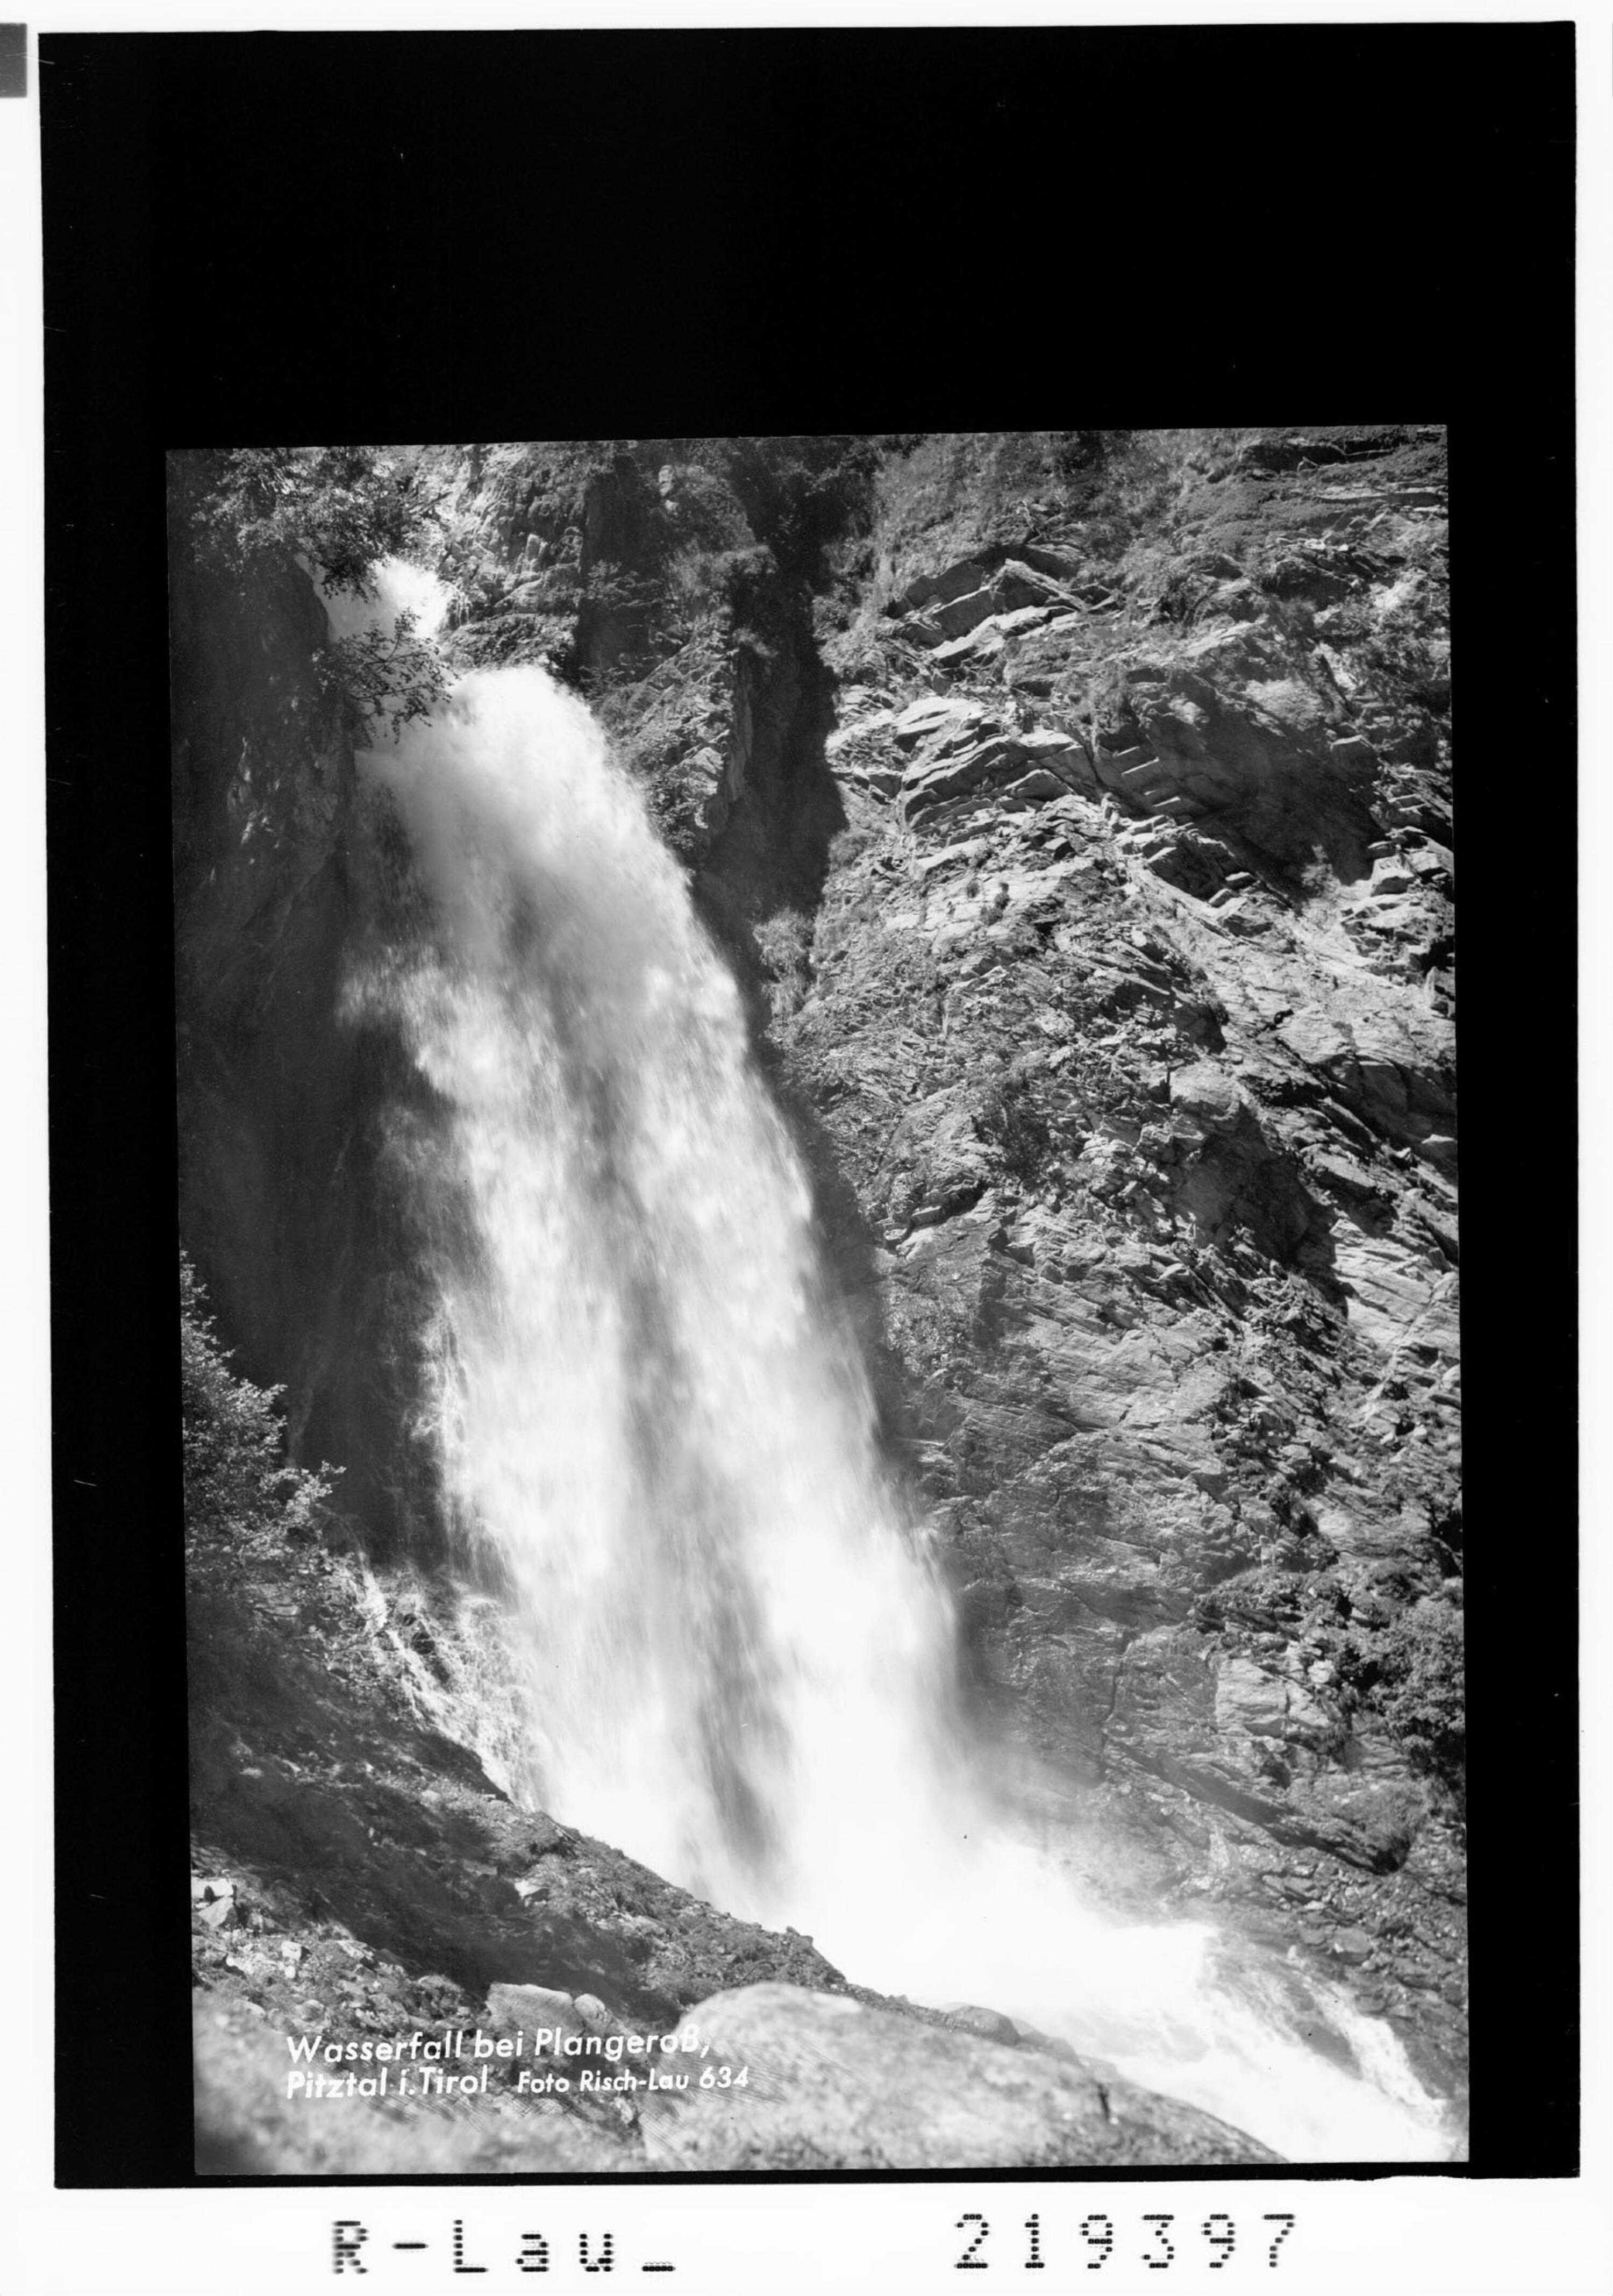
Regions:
[[173, 430, 1464, 2105], [169, 540, 448, 1548]]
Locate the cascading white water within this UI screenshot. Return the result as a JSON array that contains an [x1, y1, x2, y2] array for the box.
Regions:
[[335, 566, 1461, 2164]]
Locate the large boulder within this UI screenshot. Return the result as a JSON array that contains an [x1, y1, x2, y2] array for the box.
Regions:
[[640, 1984, 1279, 2170]]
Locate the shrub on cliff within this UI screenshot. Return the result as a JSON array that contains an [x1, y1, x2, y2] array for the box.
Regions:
[[181, 1253, 339, 1572], [171, 448, 450, 739], [1323, 1598, 1466, 1806], [170, 446, 441, 596], [1372, 1605, 1465, 1787], [712, 436, 881, 582], [976, 1074, 1054, 1186], [317, 610, 449, 743]]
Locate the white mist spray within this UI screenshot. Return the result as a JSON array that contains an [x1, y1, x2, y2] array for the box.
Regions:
[[338, 567, 1460, 2163]]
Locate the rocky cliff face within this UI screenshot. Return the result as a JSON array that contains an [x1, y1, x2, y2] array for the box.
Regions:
[[170, 531, 457, 1549], [176, 430, 1464, 2144], [811, 432, 1462, 2103]]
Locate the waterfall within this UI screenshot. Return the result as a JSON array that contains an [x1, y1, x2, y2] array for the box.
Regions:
[[333, 567, 1461, 2164], [348, 655, 961, 1915]]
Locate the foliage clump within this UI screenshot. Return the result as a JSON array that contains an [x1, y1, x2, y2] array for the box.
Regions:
[[317, 610, 448, 742], [976, 1073, 1054, 1186], [1357, 1603, 1466, 1786], [170, 446, 441, 596], [714, 434, 882, 581], [170, 447, 449, 738], [181, 1253, 339, 1574], [1321, 1598, 1465, 1804]]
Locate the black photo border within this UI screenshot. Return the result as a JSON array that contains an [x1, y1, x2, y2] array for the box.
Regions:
[[40, 20, 1578, 2190]]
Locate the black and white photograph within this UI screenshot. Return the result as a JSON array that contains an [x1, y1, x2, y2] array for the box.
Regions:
[[172, 429, 1468, 2174], [28, 15, 1594, 2292]]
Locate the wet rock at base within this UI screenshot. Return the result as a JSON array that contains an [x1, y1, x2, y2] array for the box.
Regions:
[[640, 1984, 1280, 2170]]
